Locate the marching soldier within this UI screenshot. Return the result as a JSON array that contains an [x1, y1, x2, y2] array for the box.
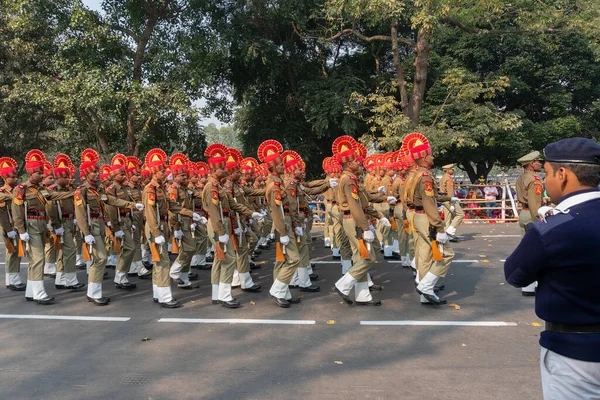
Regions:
[[189, 162, 211, 271], [391, 153, 412, 268], [515, 150, 544, 296], [402, 134, 454, 305], [439, 164, 463, 239], [74, 149, 144, 306], [12, 150, 74, 304], [239, 157, 264, 264], [0, 157, 24, 291], [42, 162, 59, 279], [380, 153, 400, 259], [142, 149, 201, 308], [51, 154, 85, 291]]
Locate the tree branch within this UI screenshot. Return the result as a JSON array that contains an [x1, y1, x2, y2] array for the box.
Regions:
[[110, 24, 140, 41], [440, 17, 562, 35]]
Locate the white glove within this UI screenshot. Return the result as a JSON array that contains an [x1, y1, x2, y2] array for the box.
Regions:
[[294, 226, 303, 237], [234, 227, 243, 235], [6, 230, 17, 239], [19, 232, 30, 242], [378, 186, 386, 194], [537, 206, 554, 223], [199, 216, 207, 225], [436, 232, 449, 244], [379, 217, 391, 228], [280, 235, 290, 245], [113, 230, 124, 238], [54, 227, 65, 236], [450, 206, 455, 213], [131, 225, 136, 232], [218, 233, 229, 244], [135, 203, 144, 211], [368, 224, 376, 234], [107, 221, 112, 227], [248, 218, 253, 225], [46, 223, 53, 231], [251, 212, 262, 220], [451, 197, 460, 203], [84, 234, 95, 245], [154, 235, 165, 244], [387, 196, 397, 205], [329, 178, 339, 188], [190, 223, 196, 230], [73, 218, 76, 224], [174, 230, 183, 239], [363, 230, 375, 242], [192, 212, 202, 222]]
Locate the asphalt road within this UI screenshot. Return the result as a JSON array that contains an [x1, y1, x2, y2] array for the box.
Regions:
[[0, 223, 543, 400]]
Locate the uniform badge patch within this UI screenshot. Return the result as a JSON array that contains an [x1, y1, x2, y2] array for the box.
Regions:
[[14, 190, 24, 206], [424, 180, 435, 197], [535, 186, 543, 195], [148, 192, 155, 207], [351, 185, 359, 200], [74, 191, 82, 207], [169, 192, 177, 201], [275, 191, 281, 206], [290, 189, 296, 197], [211, 190, 219, 205]]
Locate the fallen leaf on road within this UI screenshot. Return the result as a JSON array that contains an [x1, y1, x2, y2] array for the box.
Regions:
[[448, 303, 461, 310], [482, 260, 489, 263], [142, 337, 151, 342], [249, 300, 256, 305], [297, 294, 304, 299], [334, 361, 343, 364], [500, 283, 505, 285], [461, 344, 467, 347], [339, 302, 344, 304], [327, 320, 336, 324], [478, 254, 486, 257], [531, 322, 542, 327]]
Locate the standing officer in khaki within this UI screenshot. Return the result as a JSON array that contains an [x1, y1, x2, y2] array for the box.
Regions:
[[167, 153, 199, 290], [402, 134, 454, 306], [105, 154, 139, 291], [439, 164, 464, 239], [12, 150, 74, 304], [257, 140, 303, 308], [125, 156, 151, 279], [142, 148, 201, 308], [74, 149, 143, 306], [51, 154, 85, 291], [515, 150, 544, 296], [202, 144, 262, 308], [331, 136, 382, 306], [0, 157, 25, 291]]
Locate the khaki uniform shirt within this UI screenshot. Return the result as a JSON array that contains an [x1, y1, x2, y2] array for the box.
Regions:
[[337, 171, 370, 231], [516, 170, 543, 218], [265, 175, 298, 235], [167, 181, 193, 231], [105, 182, 135, 231], [143, 179, 193, 239], [406, 167, 444, 233], [0, 184, 15, 233]]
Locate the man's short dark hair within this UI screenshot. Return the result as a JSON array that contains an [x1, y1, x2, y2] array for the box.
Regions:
[[549, 162, 600, 187]]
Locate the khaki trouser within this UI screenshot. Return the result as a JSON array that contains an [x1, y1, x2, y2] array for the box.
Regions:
[[56, 219, 76, 274], [332, 205, 353, 260], [194, 221, 208, 256], [115, 218, 136, 274], [342, 217, 373, 282], [5, 242, 22, 275], [131, 211, 143, 262], [236, 223, 257, 274], [88, 220, 108, 284], [273, 217, 300, 284], [376, 203, 394, 247], [145, 220, 170, 287], [75, 230, 83, 263], [208, 217, 236, 284], [443, 201, 465, 230], [25, 219, 47, 281], [518, 209, 533, 237], [393, 205, 409, 256], [174, 217, 195, 273], [324, 202, 332, 242], [260, 211, 272, 238], [44, 235, 57, 264], [412, 212, 454, 279]]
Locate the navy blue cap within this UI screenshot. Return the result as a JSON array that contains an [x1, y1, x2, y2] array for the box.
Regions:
[[544, 137, 600, 165]]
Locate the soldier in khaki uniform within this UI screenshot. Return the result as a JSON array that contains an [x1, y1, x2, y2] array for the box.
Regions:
[[379, 153, 401, 259], [12, 150, 74, 304], [142, 148, 201, 308], [0, 157, 24, 291], [439, 164, 464, 238], [51, 154, 85, 291], [42, 163, 59, 279], [515, 150, 544, 296], [104, 154, 139, 291], [189, 162, 210, 270], [202, 144, 262, 308], [257, 140, 303, 308], [402, 134, 454, 305], [391, 153, 412, 267], [125, 156, 151, 279], [332, 136, 386, 306], [239, 157, 264, 266], [74, 149, 143, 306]]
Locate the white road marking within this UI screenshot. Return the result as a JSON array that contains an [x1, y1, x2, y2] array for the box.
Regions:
[[158, 318, 316, 325], [0, 314, 130, 322], [360, 320, 517, 327], [476, 235, 520, 238]]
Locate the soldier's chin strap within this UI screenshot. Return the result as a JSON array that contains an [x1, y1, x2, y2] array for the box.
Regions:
[[538, 191, 600, 222]]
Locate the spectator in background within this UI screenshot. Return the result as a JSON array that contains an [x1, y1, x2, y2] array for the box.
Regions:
[[483, 180, 499, 218]]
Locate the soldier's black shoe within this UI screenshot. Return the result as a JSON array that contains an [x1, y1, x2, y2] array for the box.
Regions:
[[311, 262, 317, 269], [153, 297, 177, 303], [138, 271, 152, 279], [384, 254, 401, 260], [160, 300, 181, 308], [309, 273, 319, 280], [177, 283, 193, 290], [299, 285, 320, 292], [232, 285, 241, 289], [67, 283, 86, 291], [288, 297, 302, 304], [250, 264, 261, 271], [369, 284, 384, 292], [253, 250, 262, 255], [416, 289, 447, 305], [115, 282, 136, 290], [221, 300, 242, 309], [106, 265, 116, 270], [26, 296, 33, 301], [288, 284, 299, 289], [332, 255, 341, 260], [434, 285, 445, 292], [197, 264, 211, 270], [87, 296, 110, 306], [206, 253, 214, 262], [333, 286, 354, 306], [522, 291, 536, 297], [268, 293, 290, 308], [249, 261, 257, 269], [35, 296, 55, 305], [44, 273, 56, 279], [127, 272, 138, 277], [76, 263, 87, 270], [356, 299, 382, 306], [188, 272, 199, 281], [258, 243, 270, 250], [103, 272, 109, 279], [211, 299, 219, 305], [8, 283, 26, 291], [242, 285, 261, 292], [142, 261, 153, 269]]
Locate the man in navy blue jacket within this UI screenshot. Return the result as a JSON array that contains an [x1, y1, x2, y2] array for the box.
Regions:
[[505, 137, 600, 399]]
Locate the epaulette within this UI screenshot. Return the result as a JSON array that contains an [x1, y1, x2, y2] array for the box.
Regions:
[[422, 172, 429, 177], [77, 185, 85, 189], [348, 175, 357, 181], [18, 184, 24, 189], [170, 184, 177, 189], [534, 176, 540, 181], [274, 182, 280, 186], [211, 182, 218, 187], [148, 184, 155, 189], [106, 186, 114, 191]]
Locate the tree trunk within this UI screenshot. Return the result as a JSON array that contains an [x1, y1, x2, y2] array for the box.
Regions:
[[390, 22, 409, 116], [407, 28, 431, 127]]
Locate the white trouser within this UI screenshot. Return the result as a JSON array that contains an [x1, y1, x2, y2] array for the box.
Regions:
[[540, 347, 600, 399]]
